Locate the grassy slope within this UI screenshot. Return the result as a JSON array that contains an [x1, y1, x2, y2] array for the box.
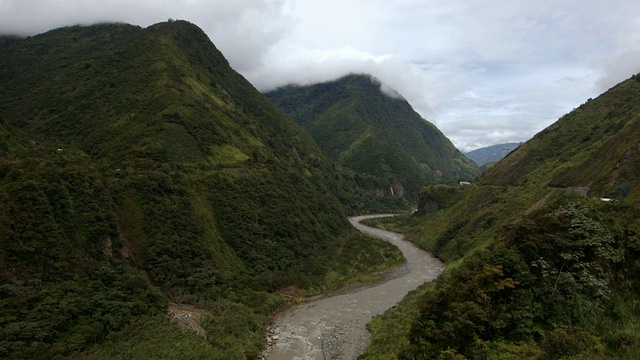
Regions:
[[482, 76, 640, 199], [0, 21, 403, 359], [362, 75, 640, 359]]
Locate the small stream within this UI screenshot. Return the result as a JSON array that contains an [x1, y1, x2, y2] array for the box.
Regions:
[[264, 214, 443, 360]]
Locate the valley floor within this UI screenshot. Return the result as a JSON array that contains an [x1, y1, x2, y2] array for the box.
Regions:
[[264, 215, 443, 360]]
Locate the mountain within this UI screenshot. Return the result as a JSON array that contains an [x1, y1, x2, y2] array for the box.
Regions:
[[361, 74, 640, 358], [464, 142, 521, 166], [0, 21, 402, 359], [483, 78, 640, 200], [265, 74, 480, 205]]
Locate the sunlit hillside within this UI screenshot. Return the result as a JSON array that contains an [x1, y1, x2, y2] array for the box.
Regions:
[[362, 73, 640, 359]]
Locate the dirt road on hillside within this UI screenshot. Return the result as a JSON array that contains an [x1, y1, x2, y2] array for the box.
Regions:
[[264, 214, 443, 360]]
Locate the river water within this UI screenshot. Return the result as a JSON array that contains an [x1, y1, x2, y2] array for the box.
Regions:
[[265, 214, 444, 360]]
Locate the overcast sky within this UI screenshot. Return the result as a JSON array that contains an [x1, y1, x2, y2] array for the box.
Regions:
[[2, 0, 640, 151]]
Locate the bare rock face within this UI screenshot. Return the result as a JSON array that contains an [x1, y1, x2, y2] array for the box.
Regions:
[[391, 182, 404, 197]]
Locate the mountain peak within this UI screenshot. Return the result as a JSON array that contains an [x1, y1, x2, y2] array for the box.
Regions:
[[266, 74, 479, 202]]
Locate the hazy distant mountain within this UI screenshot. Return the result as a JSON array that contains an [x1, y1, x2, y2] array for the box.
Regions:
[[265, 74, 480, 203], [464, 142, 522, 166]]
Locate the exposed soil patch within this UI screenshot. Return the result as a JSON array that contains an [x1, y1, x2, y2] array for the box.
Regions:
[[167, 302, 209, 339]]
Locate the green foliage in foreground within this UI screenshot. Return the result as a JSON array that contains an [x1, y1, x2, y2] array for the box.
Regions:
[[365, 199, 640, 359], [406, 201, 623, 358], [0, 142, 167, 359]]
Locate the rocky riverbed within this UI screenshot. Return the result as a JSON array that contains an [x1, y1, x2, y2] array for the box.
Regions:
[[262, 214, 444, 360]]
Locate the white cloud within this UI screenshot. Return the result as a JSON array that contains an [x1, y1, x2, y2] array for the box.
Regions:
[[1, 0, 640, 151], [595, 47, 640, 92], [0, 0, 293, 72]]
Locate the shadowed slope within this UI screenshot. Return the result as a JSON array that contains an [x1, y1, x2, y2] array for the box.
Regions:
[[0, 21, 403, 359]]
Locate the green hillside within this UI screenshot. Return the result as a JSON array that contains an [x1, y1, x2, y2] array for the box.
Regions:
[[265, 74, 480, 207], [362, 74, 640, 359], [0, 21, 402, 359], [482, 76, 640, 201]]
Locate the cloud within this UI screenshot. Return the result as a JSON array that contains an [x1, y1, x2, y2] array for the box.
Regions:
[[0, 0, 292, 72], [0, 0, 165, 34], [595, 47, 640, 92], [241, 0, 640, 151], [2, 0, 640, 151], [186, 0, 294, 72]]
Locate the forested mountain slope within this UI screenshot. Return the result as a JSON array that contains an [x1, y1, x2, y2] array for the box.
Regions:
[[362, 74, 640, 359], [265, 74, 479, 204], [0, 21, 402, 359]]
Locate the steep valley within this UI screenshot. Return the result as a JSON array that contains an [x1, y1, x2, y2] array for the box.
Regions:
[[2, 17, 639, 360], [0, 21, 404, 359], [265, 74, 479, 211], [361, 73, 640, 359]]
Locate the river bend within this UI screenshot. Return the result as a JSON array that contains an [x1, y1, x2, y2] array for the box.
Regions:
[[266, 214, 444, 360]]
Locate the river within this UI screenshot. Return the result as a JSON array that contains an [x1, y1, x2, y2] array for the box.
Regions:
[[265, 214, 444, 360]]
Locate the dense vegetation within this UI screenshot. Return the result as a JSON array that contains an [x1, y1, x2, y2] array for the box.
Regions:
[[0, 21, 403, 359], [7, 18, 638, 360], [362, 74, 640, 358], [265, 74, 479, 209]]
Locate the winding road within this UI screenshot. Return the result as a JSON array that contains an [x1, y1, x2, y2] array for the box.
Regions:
[[265, 214, 444, 360]]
